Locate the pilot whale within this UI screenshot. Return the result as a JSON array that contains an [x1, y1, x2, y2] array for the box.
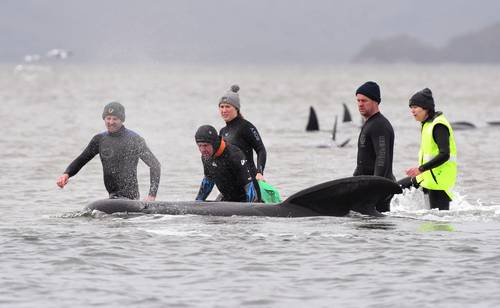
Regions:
[[86, 176, 402, 217]]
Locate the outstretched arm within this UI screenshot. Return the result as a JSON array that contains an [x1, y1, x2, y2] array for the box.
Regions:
[[57, 135, 100, 188]]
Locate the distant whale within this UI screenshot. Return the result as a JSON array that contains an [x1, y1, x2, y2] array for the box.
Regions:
[[342, 102, 353, 123], [86, 176, 402, 217], [307, 105, 351, 147], [451, 121, 476, 130], [306, 106, 320, 131], [331, 115, 350, 147]]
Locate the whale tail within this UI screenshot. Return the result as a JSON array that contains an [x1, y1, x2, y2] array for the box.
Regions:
[[282, 176, 402, 216]]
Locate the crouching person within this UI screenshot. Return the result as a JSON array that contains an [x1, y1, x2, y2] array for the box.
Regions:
[[194, 125, 259, 202]]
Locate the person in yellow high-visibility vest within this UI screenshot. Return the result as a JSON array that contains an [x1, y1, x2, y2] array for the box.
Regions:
[[398, 88, 457, 210]]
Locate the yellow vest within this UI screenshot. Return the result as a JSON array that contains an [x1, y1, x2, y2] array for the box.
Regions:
[[416, 114, 457, 199]]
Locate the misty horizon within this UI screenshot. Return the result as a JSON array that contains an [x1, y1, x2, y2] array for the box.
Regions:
[[2, 0, 500, 64]]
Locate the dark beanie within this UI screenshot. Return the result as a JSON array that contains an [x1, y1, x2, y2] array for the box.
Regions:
[[409, 88, 435, 111], [195, 125, 221, 149], [102, 102, 125, 121], [219, 85, 241, 110], [356, 81, 381, 103]]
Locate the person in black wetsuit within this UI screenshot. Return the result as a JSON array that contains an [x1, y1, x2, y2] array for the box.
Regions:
[[353, 81, 395, 212], [218, 85, 267, 182], [398, 88, 457, 210], [195, 125, 259, 202], [56, 102, 161, 200]]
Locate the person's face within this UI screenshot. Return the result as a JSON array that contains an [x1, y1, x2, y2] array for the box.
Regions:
[[219, 103, 238, 122], [104, 115, 123, 133], [356, 94, 379, 119], [410, 105, 428, 122], [197, 142, 214, 158]]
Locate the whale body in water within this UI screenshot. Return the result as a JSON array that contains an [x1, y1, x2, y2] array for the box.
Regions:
[[87, 176, 402, 217]]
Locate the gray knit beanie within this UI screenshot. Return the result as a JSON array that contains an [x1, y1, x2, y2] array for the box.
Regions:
[[219, 85, 240, 110], [102, 102, 125, 121]]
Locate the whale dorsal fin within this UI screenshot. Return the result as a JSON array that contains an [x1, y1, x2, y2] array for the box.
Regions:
[[282, 176, 401, 216], [306, 106, 319, 131]]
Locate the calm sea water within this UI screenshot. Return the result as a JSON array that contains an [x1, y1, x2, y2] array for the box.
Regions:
[[1, 63, 500, 307]]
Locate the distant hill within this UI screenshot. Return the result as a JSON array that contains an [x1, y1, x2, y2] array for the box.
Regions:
[[353, 22, 500, 63], [353, 35, 439, 63]]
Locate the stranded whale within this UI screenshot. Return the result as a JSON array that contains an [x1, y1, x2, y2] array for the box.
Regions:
[[87, 176, 402, 217]]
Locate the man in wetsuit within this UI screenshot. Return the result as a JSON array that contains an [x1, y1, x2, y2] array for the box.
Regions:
[[56, 102, 161, 200], [194, 125, 259, 202], [353, 81, 395, 212]]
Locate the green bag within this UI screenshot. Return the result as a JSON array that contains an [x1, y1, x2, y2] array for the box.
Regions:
[[258, 180, 282, 204]]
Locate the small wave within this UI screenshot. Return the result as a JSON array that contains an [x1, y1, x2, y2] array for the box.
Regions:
[[56, 208, 95, 218], [56, 209, 146, 219], [140, 228, 213, 237]]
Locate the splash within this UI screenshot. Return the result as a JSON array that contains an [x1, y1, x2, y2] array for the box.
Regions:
[[389, 187, 500, 221]]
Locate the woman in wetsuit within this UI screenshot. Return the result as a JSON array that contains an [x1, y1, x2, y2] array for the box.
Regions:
[[399, 88, 457, 210], [218, 85, 267, 182]]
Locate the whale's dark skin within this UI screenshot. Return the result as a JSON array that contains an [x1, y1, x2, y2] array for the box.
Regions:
[[86, 176, 402, 217]]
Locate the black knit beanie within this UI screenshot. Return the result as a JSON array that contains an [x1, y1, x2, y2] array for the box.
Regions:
[[356, 81, 381, 103], [195, 125, 221, 150], [409, 88, 435, 111], [102, 102, 125, 121]]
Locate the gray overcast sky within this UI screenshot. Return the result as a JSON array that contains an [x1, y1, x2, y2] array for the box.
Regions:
[[1, 0, 499, 63]]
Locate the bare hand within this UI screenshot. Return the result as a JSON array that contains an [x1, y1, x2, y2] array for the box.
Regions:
[[144, 195, 156, 202], [256, 173, 266, 182], [57, 174, 69, 188], [406, 167, 422, 177]]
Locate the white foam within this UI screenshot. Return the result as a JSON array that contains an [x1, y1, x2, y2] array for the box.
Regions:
[[389, 188, 500, 221], [141, 228, 212, 237]]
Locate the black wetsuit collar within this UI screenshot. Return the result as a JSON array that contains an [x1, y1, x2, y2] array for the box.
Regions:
[[226, 115, 242, 127], [421, 111, 443, 125], [364, 111, 381, 123], [107, 125, 126, 137]]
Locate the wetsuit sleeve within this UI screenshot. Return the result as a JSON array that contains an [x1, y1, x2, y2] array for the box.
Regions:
[[196, 177, 215, 201], [138, 138, 161, 197], [419, 124, 450, 172], [244, 182, 258, 202], [64, 135, 100, 177], [244, 123, 267, 174], [370, 127, 393, 177]]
